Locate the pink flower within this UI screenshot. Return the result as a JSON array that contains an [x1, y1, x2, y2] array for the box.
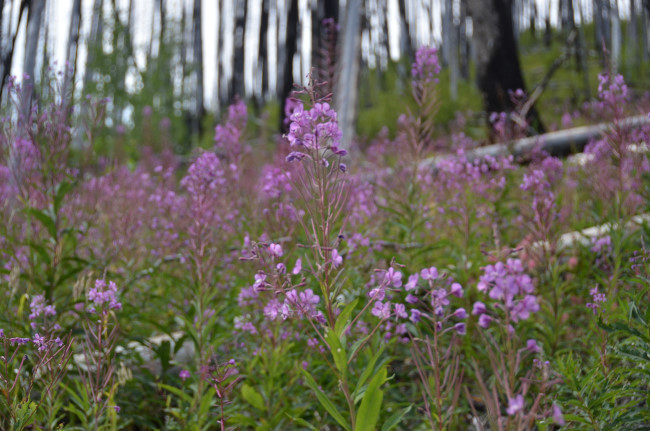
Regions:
[[405, 274, 419, 291], [394, 303, 408, 319], [478, 314, 492, 328], [506, 394, 524, 415], [331, 249, 343, 268], [472, 301, 487, 315], [384, 268, 403, 287], [453, 308, 467, 319], [420, 267, 438, 281], [179, 369, 191, 380], [269, 243, 283, 257], [371, 301, 392, 319], [526, 339, 541, 353], [292, 258, 302, 275], [553, 404, 565, 425]]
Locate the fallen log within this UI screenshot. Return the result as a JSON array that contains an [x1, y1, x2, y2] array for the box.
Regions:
[[421, 114, 649, 168]]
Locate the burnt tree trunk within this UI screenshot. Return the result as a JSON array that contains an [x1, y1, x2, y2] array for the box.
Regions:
[[466, 0, 544, 133], [398, 0, 412, 61], [232, 0, 247, 100], [259, 0, 269, 99]]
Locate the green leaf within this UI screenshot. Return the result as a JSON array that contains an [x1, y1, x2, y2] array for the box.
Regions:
[[355, 346, 385, 395], [380, 404, 413, 431], [159, 383, 193, 404], [355, 366, 387, 431], [27, 208, 56, 238], [325, 328, 348, 376], [335, 298, 359, 338], [241, 383, 266, 411], [300, 369, 350, 431], [286, 414, 320, 431]]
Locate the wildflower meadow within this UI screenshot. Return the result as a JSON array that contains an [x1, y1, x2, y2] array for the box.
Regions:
[[1, 47, 650, 431]]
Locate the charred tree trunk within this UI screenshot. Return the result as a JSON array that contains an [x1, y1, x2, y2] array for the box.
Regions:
[[23, 0, 46, 95], [279, 0, 298, 133], [259, 0, 269, 100], [232, 0, 247, 100], [467, 0, 544, 133], [398, 0, 412, 61]]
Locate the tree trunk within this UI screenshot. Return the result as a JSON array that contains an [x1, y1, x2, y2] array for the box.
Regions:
[[259, 0, 269, 99], [23, 0, 46, 91], [610, 0, 621, 73], [466, 0, 544, 133], [193, 0, 204, 135], [448, 0, 459, 101], [1, 1, 27, 99], [83, 0, 104, 95], [334, 0, 362, 148], [232, 0, 247, 100], [398, 0, 412, 61], [279, 0, 298, 132]]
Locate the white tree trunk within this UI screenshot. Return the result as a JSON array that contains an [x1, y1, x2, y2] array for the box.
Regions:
[[335, 0, 362, 149]]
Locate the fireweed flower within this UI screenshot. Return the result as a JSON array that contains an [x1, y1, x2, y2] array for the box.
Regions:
[[331, 249, 343, 268], [586, 286, 607, 314], [284, 101, 343, 158], [88, 279, 122, 312], [411, 46, 441, 83], [473, 259, 539, 327], [269, 243, 283, 258], [506, 394, 525, 416], [214, 99, 247, 161]]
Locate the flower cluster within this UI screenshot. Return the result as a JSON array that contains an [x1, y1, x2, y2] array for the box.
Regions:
[[370, 266, 466, 338], [214, 99, 247, 160], [88, 279, 122, 312], [285, 101, 344, 162], [586, 286, 607, 315], [411, 46, 441, 84], [473, 259, 539, 328]]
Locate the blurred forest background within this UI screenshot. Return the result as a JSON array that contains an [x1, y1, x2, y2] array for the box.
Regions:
[[1, 0, 650, 153]]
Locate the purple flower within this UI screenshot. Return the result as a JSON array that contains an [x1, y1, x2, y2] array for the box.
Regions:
[[88, 279, 122, 311], [405, 274, 419, 291], [453, 308, 467, 319], [506, 394, 524, 415], [254, 272, 267, 289], [372, 301, 392, 319], [478, 314, 492, 328], [553, 404, 565, 425], [449, 283, 463, 297], [331, 249, 343, 268], [179, 369, 191, 380], [526, 339, 541, 353], [112, 405, 121, 413], [410, 309, 422, 323], [269, 243, 283, 257], [385, 268, 403, 287], [420, 267, 438, 281], [264, 299, 282, 320], [405, 294, 418, 304], [454, 322, 466, 335], [292, 258, 302, 275], [411, 46, 441, 83], [394, 303, 408, 319]]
